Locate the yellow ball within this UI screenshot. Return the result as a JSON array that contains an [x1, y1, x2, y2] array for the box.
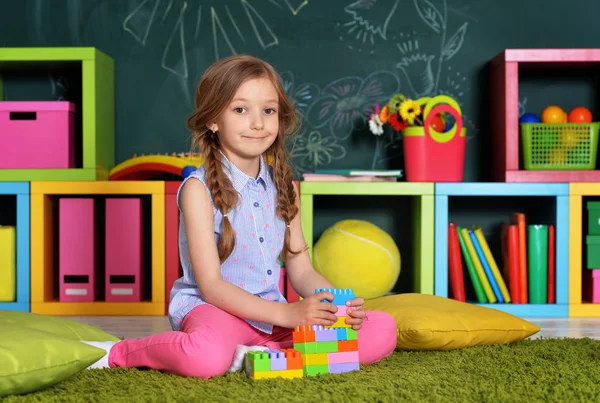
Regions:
[[313, 219, 401, 300]]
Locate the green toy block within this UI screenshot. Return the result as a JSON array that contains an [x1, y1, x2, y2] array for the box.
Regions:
[[245, 351, 271, 372], [315, 341, 338, 353], [346, 329, 358, 340], [0, 47, 114, 181], [293, 342, 317, 354], [304, 364, 329, 377]]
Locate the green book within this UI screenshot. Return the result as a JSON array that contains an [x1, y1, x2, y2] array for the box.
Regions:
[[528, 225, 548, 304], [456, 225, 487, 303]]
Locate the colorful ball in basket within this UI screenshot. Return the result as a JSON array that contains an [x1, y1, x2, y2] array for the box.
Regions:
[[402, 95, 466, 182], [313, 219, 401, 300]]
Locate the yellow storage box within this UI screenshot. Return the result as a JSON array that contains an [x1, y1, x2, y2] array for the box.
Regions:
[[0, 226, 16, 301]]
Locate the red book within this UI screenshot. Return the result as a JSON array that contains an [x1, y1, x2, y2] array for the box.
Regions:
[[501, 224, 520, 304], [548, 225, 555, 304], [448, 223, 466, 301], [510, 213, 528, 304]]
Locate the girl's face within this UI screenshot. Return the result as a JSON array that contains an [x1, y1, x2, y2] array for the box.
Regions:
[[211, 77, 280, 167]]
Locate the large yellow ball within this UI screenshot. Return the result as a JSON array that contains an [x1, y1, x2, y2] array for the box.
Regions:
[[313, 219, 401, 300]]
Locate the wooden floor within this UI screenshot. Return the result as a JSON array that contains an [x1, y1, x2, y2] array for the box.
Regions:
[[68, 316, 600, 341]]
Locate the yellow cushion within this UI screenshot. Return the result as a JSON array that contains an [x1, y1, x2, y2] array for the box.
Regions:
[[364, 293, 540, 350]]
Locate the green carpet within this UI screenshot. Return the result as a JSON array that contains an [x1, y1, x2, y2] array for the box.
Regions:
[[4, 338, 600, 402]]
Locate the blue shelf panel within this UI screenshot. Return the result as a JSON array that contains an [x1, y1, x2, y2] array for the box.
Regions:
[[473, 303, 568, 318], [0, 182, 30, 312], [0, 302, 30, 312], [436, 182, 569, 196], [0, 182, 29, 194]]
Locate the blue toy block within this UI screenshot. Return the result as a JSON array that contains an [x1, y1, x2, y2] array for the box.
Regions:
[[316, 288, 355, 305]]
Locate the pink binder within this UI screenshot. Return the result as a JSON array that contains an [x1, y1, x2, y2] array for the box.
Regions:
[[59, 198, 96, 302], [105, 198, 144, 302]]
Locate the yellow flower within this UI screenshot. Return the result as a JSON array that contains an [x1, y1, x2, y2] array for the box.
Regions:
[[399, 99, 420, 125], [379, 105, 390, 124]]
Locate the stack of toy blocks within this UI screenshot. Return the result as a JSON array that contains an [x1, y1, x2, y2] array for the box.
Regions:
[[245, 349, 303, 379], [294, 288, 359, 376]]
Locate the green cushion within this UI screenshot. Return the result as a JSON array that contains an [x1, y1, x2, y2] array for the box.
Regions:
[[0, 310, 120, 342], [0, 311, 121, 397], [0, 326, 105, 397]]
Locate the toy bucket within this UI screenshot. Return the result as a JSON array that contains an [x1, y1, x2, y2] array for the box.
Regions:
[[403, 95, 466, 182]]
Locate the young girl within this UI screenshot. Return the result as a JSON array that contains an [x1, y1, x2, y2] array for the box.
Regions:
[[83, 54, 397, 378]]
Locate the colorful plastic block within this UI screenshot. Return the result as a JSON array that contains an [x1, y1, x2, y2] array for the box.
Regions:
[[338, 340, 359, 352], [328, 351, 359, 364], [335, 305, 348, 316], [325, 316, 351, 328], [245, 349, 304, 380], [302, 353, 328, 366], [292, 325, 316, 343], [329, 362, 359, 374], [313, 326, 337, 342], [316, 288, 356, 305], [304, 365, 329, 377]]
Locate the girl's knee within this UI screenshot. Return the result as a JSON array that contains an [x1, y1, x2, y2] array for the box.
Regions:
[[176, 338, 233, 379], [359, 310, 397, 364]]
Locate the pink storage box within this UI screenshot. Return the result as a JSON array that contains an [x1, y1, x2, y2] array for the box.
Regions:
[[105, 198, 145, 302], [585, 269, 600, 303], [59, 198, 96, 302], [0, 101, 76, 169]]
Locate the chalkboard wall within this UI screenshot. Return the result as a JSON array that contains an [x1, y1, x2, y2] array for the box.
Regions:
[[2, 0, 600, 293]]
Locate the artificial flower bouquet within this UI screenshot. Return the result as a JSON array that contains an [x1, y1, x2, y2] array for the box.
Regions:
[[368, 94, 445, 135]]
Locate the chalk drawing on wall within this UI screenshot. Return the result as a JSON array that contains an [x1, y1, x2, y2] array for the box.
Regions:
[[305, 70, 401, 140], [288, 129, 347, 173], [340, 0, 400, 51], [123, 0, 307, 78], [280, 71, 321, 118]]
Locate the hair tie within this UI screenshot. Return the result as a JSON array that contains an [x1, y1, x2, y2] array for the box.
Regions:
[[223, 213, 228, 218]]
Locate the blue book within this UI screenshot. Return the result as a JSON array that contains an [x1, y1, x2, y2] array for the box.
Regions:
[[469, 230, 504, 303]]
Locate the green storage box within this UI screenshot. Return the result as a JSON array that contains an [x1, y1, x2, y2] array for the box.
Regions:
[[586, 235, 600, 269], [588, 202, 600, 235]]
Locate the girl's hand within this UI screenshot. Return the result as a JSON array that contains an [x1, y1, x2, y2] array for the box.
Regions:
[[282, 291, 338, 328], [345, 297, 366, 331]]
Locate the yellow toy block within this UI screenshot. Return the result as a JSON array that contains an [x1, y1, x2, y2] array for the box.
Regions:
[[249, 369, 303, 380], [30, 181, 165, 315], [324, 316, 351, 328], [0, 226, 16, 301], [302, 353, 328, 366]]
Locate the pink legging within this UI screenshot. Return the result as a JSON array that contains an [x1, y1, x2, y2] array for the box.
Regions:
[[109, 304, 397, 379]]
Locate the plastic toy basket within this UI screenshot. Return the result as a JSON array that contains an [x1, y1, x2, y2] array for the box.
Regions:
[[520, 122, 600, 170]]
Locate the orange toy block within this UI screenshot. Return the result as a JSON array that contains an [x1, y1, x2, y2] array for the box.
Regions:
[[293, 325, 316, 343], [338, 340, 358, 352], [282, 348, 303, 370]]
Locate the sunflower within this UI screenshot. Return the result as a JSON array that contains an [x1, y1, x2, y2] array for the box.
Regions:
[[399, 99, 420, 125]]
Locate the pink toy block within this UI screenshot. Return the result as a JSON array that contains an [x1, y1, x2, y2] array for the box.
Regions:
[[585, 269, 600, 303], [105, 198, 144, 302], [0, 101, 76, 169], [59, 198, 96, 302], [336, 305, 348, 316], [328, 351, 359, 365]]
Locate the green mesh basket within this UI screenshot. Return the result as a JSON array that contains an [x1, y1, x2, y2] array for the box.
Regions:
[[520, 122, 600, 170]]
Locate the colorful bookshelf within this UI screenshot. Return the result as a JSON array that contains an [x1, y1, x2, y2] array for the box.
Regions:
[[299, 181, 435, 295], [490, 48, 600, 183], [0, 47, 114, 181], [568, 183, 600, 317], [165, 181, 182, 314], [435, 182, 569, 318], [30, 181, 165, 315], [0, 182, 30, 312]]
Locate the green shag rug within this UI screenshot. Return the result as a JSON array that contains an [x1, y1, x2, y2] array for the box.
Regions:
[[4, 338, 600, 402]]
